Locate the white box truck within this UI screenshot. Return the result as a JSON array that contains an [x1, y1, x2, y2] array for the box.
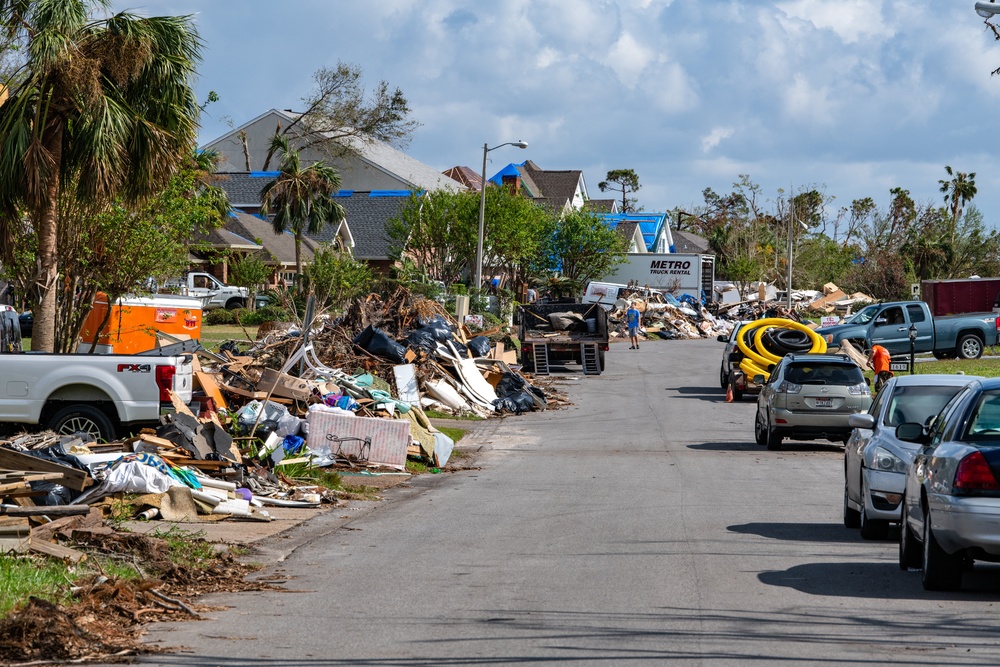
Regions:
[[601, 253, 715, 298]]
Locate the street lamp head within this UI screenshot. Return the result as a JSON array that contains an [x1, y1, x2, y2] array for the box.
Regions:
[[512, 141, 528, 149], [977, 1, 1000, 18]]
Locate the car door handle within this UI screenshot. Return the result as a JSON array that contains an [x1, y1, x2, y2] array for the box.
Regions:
[[897, 327, 907, 331]]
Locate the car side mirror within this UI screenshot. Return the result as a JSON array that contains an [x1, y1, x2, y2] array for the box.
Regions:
[[895, 422, 928, 444], [753, 374, 765, 385], [717, 334, 728, 342], [874, 318, 887, 326], [848, 413, 876, 429]]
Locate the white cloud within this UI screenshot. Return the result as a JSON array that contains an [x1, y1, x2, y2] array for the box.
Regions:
[[776, 0, 893, 44], [604, 31, 656, 89], [701, 127, 735, 153]]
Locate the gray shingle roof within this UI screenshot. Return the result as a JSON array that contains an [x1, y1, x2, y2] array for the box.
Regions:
[[520, 160, 582, 208], [673, 229, 712, 254], [210, 172, 274, 208], [307, 192, 407, 260], [225, 210, 319, 266]]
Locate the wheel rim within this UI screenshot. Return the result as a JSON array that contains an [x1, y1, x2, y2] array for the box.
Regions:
[[962, 338, 981, 358], [58, 416, 102, 440]]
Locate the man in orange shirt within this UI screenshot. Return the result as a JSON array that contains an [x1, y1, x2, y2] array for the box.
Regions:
[[867, 344, 892, 393]]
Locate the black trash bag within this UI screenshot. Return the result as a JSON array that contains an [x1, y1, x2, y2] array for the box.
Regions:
[[406, 328, 438, 352], [24, 442, 90, 473], [417, 315, 455, 342], [467, 335, 491, 358], [448, 340, 470, 358], [29, 481, 73, 506], [492, 390, 536, 415], [495, 372, 526, 397], [353, 324, 407, 363], [219, 340, 242, 356], [658, 330, 677, 340]]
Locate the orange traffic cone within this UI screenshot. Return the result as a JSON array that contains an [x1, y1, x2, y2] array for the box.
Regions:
[[725, 384, 734, 403]]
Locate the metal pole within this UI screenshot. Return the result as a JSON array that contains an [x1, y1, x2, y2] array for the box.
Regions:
[[786, 215, 793, 310], [909, 335, 916, 375], [475, 143, 488, 292]]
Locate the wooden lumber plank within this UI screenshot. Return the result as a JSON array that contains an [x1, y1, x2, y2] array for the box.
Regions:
[[28, 537, 87, 563], [194, 370, 229, 411], [0, 449, 89, 492], [0, 505, 91, 517], [169, 389, 196, 418]]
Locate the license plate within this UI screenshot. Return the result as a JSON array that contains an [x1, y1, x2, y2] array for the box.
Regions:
[[815, 397, 833, 408], [890, 361, 909, 371]]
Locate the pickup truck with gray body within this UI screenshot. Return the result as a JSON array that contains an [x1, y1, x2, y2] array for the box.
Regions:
[[816, 300, 1000, 360]]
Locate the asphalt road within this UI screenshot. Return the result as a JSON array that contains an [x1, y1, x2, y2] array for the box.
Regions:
[[138, 339, 1000, 666]]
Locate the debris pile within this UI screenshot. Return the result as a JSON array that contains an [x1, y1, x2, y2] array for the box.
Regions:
[[0, 288, 560, 549], [606, 289, 735, 341]]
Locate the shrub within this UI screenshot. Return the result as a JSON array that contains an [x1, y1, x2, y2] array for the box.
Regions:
[[237, 304, 292, 326], [204, 308, 239, 325]]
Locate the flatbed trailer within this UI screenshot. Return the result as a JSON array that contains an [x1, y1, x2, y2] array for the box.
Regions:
[[518, 302, 610, 375]]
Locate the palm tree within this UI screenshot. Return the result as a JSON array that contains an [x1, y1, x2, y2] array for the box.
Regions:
[[939, 165, 977, 243], [0, 0, 201, 352], [259, 135, 346, 277]]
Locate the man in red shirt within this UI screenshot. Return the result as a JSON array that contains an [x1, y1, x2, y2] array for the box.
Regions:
[[867, 344, 892, 393]]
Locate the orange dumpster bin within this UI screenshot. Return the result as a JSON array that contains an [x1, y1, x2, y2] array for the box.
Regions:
[[80, 293, 203, 354]]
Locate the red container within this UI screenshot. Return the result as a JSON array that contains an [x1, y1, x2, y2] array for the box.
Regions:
[[921, 278, 1000, 316]]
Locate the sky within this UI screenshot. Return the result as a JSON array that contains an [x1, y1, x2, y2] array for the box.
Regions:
[[114, 0, 1000, 230]]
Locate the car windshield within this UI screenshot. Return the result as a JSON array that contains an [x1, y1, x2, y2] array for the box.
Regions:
[[964, 390, 1000, 440], [785, 363, 864, 385], [845, 305, 879, 325], [884, 385, 965, 428]]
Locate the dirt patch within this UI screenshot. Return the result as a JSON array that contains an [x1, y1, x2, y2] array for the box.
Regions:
[[0, 533, 277, 666]]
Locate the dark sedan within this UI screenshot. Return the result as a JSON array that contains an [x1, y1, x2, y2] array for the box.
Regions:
[[898, 377, 1000, 590]]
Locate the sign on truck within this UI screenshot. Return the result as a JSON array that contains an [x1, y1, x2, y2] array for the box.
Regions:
[[601, 253, 715, 299]]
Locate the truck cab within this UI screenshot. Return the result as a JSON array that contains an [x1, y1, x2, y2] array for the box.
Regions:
[[164, 272, 248, 311]]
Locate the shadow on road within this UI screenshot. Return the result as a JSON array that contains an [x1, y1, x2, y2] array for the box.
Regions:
[[669, 386, 727, 403], [688, 441, 761, 452], [759, 561, 1000, 600], [728, 521, 863, 544]]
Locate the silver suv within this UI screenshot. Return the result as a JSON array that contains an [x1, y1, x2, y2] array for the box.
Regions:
[[754, 353, 872, 450]]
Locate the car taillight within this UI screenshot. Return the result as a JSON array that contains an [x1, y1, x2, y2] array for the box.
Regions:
[[776, 380, 801, 394], [954, 451, 1000, 491], [848, 382, 870, 396], [155, 365, 176, 402], [995, 316, 1000, 332]]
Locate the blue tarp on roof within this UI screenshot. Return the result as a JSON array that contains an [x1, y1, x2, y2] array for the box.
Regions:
[[249, 171, 281, 178], [599, 212, 674, 252], [370, 190, 416, 197], [487, 162, 526, 186], [333, 190, 354, 198]]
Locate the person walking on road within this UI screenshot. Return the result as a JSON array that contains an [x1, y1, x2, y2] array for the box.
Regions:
[[867, 344, 892, 393], [626, 301, 641, 350]]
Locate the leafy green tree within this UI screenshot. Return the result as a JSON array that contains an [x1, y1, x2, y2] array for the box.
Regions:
[[386, 189, 478, 285], [598, 169, 641, 213], [301, 246, 373, 314], [229, 252, 273, 312], [482, 185, 551, 291], [0, 0, 201, 352], [259, 135, 346, 277], [536, 210, 629, 286], [261, 61, 419, 170]]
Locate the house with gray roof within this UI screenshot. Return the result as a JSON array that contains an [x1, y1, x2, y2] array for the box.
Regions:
[[489, 159, 588, 214], [306, 191, 410, 274], [201, 109, 464, 193]]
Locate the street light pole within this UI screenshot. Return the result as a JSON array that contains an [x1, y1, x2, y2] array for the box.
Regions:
[[475, 140, 528, 292], [908, 324, 917, 374]]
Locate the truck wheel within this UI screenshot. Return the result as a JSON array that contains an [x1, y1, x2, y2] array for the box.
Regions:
[[48, 405, 116, 443], [932, 350, 955, 360], [720, 365, 729, 389], [598, 350, 605, 372], [225, 298, 246, 310], [957, 334, 984, 360]]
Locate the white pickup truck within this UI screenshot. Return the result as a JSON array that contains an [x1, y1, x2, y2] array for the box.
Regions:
[[0, 348, 194, 442], [164, 272, 249, 311]]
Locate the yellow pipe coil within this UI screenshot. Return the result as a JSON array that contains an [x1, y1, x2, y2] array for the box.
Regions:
[[736, 317, 827, 382]]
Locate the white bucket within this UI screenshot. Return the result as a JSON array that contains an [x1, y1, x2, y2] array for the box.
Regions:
[[585, 318, 597, 334]]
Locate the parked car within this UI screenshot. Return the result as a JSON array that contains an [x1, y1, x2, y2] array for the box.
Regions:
[[717, 321, 762, 400], [897, 378, 1000, 590], [843, 374, 978, 539], [816, 300, 1000, 360], [753, 353, 872, 450], [18, 311, 31, 338]]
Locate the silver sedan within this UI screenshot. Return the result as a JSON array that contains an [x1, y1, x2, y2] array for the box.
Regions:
[[898, 378, 1000, 591], [843, 374, 977, 540]]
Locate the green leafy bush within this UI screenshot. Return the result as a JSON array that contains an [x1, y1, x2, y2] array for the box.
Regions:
[[237, 304, 292, 325], [204, 308, 239, 325]]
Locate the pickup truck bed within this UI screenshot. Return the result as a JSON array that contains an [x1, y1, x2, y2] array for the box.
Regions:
[[518, 302, 610, 375], [0, 349, 194, 442]]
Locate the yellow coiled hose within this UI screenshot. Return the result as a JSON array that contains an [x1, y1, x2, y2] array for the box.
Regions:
[[736, 317, 827, 382]]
